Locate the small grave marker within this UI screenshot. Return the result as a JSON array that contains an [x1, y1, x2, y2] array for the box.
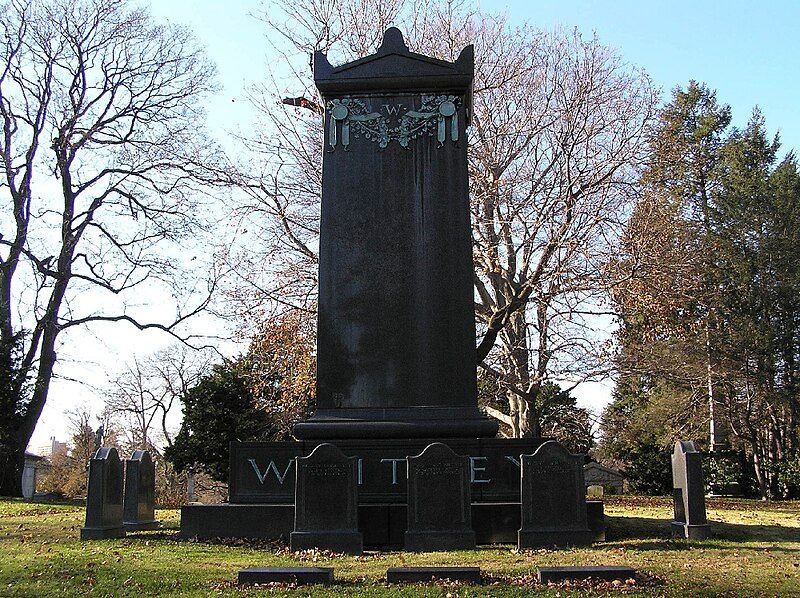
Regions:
[[238, 567, 334, 585], [387, 567, 481, 583], [290, 443, 363, 554], [518, 440, 592, 548], [537, 566, 636, 583], [405, 442, 475, 551], [587, 484, 604, 499]]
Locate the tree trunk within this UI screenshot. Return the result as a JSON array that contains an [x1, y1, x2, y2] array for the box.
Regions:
[[750, 433, 768, 500], [0, 436, 25, 497], [500, 311, 532, 438]]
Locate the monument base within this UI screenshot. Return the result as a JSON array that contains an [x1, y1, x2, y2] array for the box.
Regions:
[[180, 504, 294, 540], [180, 501, 604, 548], [290, 531, 363, 555], [404, 530, 476, 552], [123, 520, 160, 532], [80, 525, 126, 540], [292, 407, 498, 440], [517, 528, 594, 549], [671, 521, 712, 540]]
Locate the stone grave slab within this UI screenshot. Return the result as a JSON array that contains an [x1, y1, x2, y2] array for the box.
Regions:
[[404, 442, 475, 551], [537, 566, 637, 583], [123, 450, 160, 531], [81, 447, 126, 540], [518, 440, 592, 548], [386, 567, 481, 583], [290, 443, 363, 554], [238, 567, 334, 585], [671, 440, 711, 539]]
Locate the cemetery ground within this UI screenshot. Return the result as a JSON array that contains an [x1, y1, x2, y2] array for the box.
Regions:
[[1, 496, 798, 597]]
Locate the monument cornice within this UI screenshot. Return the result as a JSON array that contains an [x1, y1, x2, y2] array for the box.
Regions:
[[313, 28, 473, 120]]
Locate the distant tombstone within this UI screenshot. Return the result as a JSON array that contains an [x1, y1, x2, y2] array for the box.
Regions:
[[123, 450, 160, 531], [290, 443, 363, 554], [80, 447, 126, 540], [405, 443, 475, 551], [518, 440, 592, 549], [587, 484, 604, 499], [671, 441, 711, 539]]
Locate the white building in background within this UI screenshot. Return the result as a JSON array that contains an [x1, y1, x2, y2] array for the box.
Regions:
[[50, 437, 67, 458], [21, 437, 68, 499]]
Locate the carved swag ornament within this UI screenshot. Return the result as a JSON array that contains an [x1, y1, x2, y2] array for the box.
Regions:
[[327, 95, 462, 150]]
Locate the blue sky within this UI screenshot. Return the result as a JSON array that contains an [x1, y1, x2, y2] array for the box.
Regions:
[[504, 0, 799, 155], [149, 0, 799, 157]]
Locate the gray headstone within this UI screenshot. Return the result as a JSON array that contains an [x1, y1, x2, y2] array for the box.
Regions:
[[80, 447, 126, 540], [518, 440, 593, 548], [671, 440, 711, 539], [292, 27, 497, 441], [123, 450, 160, 531], [290, 443, 363, 554], [404, 442, 475, 551], [583, 462, 624, 494]]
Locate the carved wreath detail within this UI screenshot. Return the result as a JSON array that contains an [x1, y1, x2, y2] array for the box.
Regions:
[[326, 95, 461, 150]]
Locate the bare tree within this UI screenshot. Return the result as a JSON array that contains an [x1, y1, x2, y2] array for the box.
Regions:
[[37, 405, 120, 498], [107, 345, 215, 451], [222, 0, 656, 437], [466, 25, 657, 436], [0, 0, 219, 495]]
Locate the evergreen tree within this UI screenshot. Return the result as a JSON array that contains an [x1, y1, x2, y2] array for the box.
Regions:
[[604, 82, 732, 473], [710, 113, 800, 497], [165, 363, 274, 483], [604, 86, 800, 497]]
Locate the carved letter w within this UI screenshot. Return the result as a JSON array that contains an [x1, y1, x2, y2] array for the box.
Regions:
[[248, 459, 294, 485]]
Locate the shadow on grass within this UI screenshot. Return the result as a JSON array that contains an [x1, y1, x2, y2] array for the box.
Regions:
[[707, 519, 800, 544], [604, 514, 800, 550]]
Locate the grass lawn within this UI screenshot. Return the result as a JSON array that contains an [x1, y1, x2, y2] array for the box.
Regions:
[[1, 495, 798, 597]]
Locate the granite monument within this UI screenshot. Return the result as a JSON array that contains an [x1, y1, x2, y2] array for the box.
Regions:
[[292, 26, 497, 441], [179, 28, 600, 549]]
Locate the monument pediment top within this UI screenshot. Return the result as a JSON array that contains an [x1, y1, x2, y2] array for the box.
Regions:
[[314, 27, 473, 95]]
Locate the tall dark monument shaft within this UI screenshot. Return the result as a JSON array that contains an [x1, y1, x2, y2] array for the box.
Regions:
[[293, 28, 497, 440]]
